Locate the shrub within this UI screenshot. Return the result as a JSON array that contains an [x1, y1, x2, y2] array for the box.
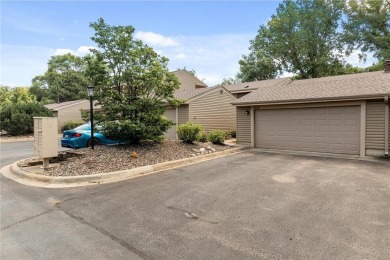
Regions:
[[197, 132, 208, 142], [177, 122, 203, 143], [231, 129, 236, 138], [208, 129, 227, 145], [62, 121, 84, 131], [0, 102, 52, 136]]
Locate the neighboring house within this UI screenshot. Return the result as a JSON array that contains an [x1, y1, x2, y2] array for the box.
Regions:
[[164, 77, 290, 140], [44, 100, 101, 130], [233, 67, 390, 157], [164, 86, 237, 139], [172, 69, 208, 90]]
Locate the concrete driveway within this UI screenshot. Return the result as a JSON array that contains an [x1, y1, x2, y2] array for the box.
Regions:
[[1, 151, 389, 259]]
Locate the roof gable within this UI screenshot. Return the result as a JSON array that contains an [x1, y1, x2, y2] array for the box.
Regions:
[[173, 69, 208, 90], [187, 85, 237, 103]]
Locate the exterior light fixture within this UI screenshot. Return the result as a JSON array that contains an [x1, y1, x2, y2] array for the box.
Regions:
[[246, 110, 250, 115]]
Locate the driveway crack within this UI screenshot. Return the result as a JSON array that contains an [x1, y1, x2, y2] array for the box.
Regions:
[[1, 209, 54, 231], [54, 203, 152, 260]]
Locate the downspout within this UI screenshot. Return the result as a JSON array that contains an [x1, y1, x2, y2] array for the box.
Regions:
[[385, 96, 389, 157]]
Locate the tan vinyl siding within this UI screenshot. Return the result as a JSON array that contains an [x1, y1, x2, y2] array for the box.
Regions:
[[236, 107, 251, 144], [189, 89, 236, 132], [57, 101, 89, 130], [164, 107, 177, 140], [178, 104, 189, 125], [366, 101, 385, 150]]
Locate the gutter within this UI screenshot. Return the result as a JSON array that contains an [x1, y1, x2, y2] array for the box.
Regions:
[[385, 96, 389, 157]]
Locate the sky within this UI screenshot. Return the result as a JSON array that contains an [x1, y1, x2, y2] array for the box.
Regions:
[[1, 0, 376, 87]]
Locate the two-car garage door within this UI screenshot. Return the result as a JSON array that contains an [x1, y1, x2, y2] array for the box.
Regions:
[[255, 106, 360, 155]]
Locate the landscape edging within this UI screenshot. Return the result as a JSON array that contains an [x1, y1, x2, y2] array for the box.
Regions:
[[9, 146, 248, 187]]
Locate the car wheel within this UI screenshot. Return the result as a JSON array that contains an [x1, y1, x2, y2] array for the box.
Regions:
[[87, 138, 101, 147]]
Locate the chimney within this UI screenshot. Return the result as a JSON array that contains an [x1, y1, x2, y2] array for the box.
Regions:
[[385, 60, 390, 73]]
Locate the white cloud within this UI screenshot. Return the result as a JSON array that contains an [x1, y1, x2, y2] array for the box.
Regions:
[[54, 48, 74, 55], [135, 31, 179, 47], [76, 46, 96, 55], [53, 46, 96, 56], [162, 33, 255, 86], [344, 50, 376, 67], [175, 53, 187, 59]]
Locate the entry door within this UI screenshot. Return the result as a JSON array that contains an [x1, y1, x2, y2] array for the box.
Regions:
[[255, 106, 360, 155]]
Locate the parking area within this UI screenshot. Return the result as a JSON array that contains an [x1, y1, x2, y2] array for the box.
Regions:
[[1, 151, 390, 259]]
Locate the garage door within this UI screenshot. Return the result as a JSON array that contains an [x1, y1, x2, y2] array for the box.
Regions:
[[164, 108, 177, 140], [255, 106, 360, 155]]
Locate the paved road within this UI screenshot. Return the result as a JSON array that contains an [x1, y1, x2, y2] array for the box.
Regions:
[[1, 151, 390, 259], [0, 140, 69, 167]]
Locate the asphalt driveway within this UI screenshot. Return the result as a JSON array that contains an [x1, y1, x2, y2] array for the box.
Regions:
[[1, 151, 390, 259]]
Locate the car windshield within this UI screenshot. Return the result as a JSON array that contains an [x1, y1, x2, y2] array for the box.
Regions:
[[74, 124, 91, 131]]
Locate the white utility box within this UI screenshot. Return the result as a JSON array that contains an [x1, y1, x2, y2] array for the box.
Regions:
[[34, 117, 58, 161]]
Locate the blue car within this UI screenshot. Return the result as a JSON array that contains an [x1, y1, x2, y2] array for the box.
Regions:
[[61, 123, 127, 148]]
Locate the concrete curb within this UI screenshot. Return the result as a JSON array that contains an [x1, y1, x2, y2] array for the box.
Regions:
[[6, 146, 249, 188]]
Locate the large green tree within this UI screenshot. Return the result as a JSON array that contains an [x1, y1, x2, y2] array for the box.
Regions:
[[32, 53, 89, 103], [343, 0, 390, 61], [240, 0, 346, 79], [1, 86, 36, 108], [237, 52, 279, 82], [89, 18, 180, 143], [0, 102, 52, 135]]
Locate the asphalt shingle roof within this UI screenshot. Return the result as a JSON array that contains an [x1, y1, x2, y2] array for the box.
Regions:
[[173, 88, 213, 100], [223, 78, 291, 92], [233, 71, 390, 105], [44, 100, 87, 110]]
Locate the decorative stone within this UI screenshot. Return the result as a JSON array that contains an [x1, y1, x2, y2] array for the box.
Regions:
[[211, 148, 216, 152], [131, 152, 138, 158], [191, 154, 196, 157], [199, 148, 206, 152], [192, 148, 200, 153], [206, 146, 212, 150], [196, 153, 200, 156]]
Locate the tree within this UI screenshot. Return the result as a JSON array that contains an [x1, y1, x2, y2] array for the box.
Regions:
[[217, 77, 241, 86], [1, 86, 36, 108], [29, 75, 51, 103], [0, 86, 11, 107], [0, 102, 52, 135], [241, 0, 345, 79], [89, 18, 180, 143], [237, 52, 279, 82], [32, 53, 89, 103], [343, 0, 390, 61]]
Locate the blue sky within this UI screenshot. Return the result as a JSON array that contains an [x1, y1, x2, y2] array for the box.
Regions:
[[1, 1, 375, 87]]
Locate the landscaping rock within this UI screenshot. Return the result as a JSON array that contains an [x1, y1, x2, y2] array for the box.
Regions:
[[21, 141, 233, 177], [199, 148, 206, 153]]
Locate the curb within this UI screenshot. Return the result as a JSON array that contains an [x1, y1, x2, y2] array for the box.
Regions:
[[6, 146, 249, 188]]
